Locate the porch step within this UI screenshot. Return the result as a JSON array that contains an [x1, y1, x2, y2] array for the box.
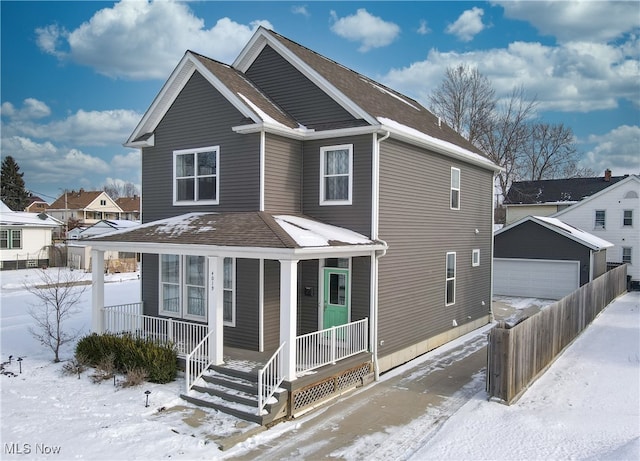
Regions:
[[180, 366, 288, 426]]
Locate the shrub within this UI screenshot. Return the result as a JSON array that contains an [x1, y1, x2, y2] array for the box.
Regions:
[[75, 334, 177, 384], [62, 355, 88, 378], [122, 366, 148, 388]]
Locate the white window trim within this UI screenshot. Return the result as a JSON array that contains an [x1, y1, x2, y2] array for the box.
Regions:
[[594, 210, 606, 229], [320, 144, 353, 206], [173, 146, 220, 206], [158, 255, 208, 322], [1, 229, 22, 249], [450, 167, 461, 210], [472, 249, 480, 267], [622, 247, 632, 265], [445, 251, 456, 306], [623, 210, 633, 227], [223, 257, 236, 327]]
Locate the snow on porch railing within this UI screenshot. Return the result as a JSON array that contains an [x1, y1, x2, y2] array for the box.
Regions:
[[102, 303, 207, 357], [296, 318, 369, 374]]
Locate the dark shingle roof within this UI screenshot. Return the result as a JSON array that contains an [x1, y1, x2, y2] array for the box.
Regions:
[[504, 176, 628, 204]]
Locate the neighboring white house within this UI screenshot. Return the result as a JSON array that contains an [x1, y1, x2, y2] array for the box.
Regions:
[[553, 175, 640, 288], [67, 219, 139, 272], [0, 201, 63, 270]]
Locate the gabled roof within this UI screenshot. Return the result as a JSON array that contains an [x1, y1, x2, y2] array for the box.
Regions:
[[504, 175, 629, 205], [80, 219, 139, 238], [115, 196, 141, 213], [125, 27, 500, 172], [49, 190, 115, 210], [553, 174, 640, 217], [495, 215, 614, 251]]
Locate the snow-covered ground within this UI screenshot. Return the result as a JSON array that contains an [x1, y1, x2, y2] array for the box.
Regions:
[[1, 268, 638, 460]]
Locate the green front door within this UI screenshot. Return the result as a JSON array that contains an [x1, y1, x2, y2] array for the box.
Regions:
[[323, 268, 349, 329]]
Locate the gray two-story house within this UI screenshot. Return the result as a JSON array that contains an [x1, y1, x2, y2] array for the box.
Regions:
[[88, 28, 500, 424]]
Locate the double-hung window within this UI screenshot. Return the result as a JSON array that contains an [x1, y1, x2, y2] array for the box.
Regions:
[[174, 146, 219, 205], [450, 168, 460, 210], [594, 210, 606, 229], [622, 247, 632, 265], [159, 255, 207, 321], [159, 255, 235, 324], [0, 229, 21, 249], [623, 210, 633, 227], [320, 144, 352, 205], [445, 252, 456, 306]]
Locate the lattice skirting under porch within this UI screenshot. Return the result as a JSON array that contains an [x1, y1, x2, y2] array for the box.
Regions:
[[291, 362, 373, 415]]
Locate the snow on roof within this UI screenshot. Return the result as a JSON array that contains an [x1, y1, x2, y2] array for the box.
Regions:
[[275, 215, 374, 247], [376, 117, 499, 170], [0, 206, 62, 227], [533, 216, 614, 250]]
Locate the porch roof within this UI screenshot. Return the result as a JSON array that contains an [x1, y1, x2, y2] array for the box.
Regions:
[[87, 212, 386, 259]]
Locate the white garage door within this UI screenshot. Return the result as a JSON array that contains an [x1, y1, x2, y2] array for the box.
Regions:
[[493, 258, 580, 300]]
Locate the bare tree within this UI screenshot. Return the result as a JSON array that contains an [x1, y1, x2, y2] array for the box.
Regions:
[[517, 123, 591, 181], [429, 64, 495, 146], [476, 86, 537, 200], [102, 181, 139, 200], [24, 268, 88, 362]]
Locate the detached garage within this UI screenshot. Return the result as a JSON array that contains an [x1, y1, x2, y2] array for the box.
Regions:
[[494, 216, 613, 300]]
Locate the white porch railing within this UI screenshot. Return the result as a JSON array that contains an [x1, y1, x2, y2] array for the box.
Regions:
[[296, 318, 369, 374], [257, 342, 286, 416], [185, 330, 217, 393], [102, 303, 208, 357]]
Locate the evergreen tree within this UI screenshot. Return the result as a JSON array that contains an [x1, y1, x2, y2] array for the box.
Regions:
[[1, 156, 31, 210]]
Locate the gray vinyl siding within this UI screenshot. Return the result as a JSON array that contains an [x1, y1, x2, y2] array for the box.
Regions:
[[494, 221, 592, 286], [264, 134, 303, 213], [141, 70, 261, 223], [225, 258, 260, 350], [302, 135, 372, 236], [141, 254, 159, 317], [263, 259, 281, 352], [351, 257, 371, 322], [246, 45, 356, 129], [298, 260, 319, 335], [377, 138, 494, 358]]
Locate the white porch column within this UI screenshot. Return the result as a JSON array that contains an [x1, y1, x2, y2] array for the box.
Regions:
[[280, 259, 299, 381], [91, 249, 105, 333], [208, 256, 224, 365]]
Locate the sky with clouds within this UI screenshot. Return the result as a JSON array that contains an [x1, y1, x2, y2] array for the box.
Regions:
[[1, 1, 638, 203]]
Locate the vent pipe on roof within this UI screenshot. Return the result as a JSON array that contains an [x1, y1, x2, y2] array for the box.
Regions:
[[437, 117, 442, 128], [604, 169, 612, 182]]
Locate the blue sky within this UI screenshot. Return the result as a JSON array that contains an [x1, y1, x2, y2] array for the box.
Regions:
[[1, 1, 639, 203]]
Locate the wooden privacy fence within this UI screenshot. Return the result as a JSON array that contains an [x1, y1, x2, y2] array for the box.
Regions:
[[486, 264, 627, 404]]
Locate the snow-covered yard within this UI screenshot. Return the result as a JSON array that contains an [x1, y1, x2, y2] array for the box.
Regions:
[[1, 268, 638, 460]]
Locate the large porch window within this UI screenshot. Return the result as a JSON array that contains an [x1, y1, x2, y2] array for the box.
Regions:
[[159, 254, 235, 324], [159, 254, 207, 321]]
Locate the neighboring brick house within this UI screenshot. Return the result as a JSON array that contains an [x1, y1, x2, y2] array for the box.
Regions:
[[88, 27, 500, 423]]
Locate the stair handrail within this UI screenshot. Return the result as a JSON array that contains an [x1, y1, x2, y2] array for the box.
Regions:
[[185, 329, 217, 394], [257, 342, 286, 416]]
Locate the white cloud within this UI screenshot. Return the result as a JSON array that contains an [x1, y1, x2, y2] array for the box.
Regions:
[[2, 106, 141, 146], [35, 0, 273, 80], [111, 150, 141, 170], [382, 38, 639, 114], [417, 20, 431, 36], [445, 7, 486, 42], [330, 8, 400, 52], [581, 125, 640, 176], [292, 5, 310, 17], [1, 99, 51, 120], [495, 1, 640, 43]]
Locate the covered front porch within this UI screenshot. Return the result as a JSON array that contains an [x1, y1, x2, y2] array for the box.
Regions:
[[88, 212, 386, 420]]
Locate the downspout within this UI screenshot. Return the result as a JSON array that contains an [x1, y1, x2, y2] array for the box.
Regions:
[[371, 131, 390, 381], [490, 172, 497, 322]]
